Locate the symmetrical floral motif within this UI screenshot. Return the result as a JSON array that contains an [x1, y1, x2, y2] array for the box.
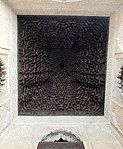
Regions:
[[18, 16, 109, 116]]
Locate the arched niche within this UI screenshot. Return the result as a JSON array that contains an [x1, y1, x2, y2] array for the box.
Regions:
[[37, 130, 85, 149], [41, 130, 81, 142]]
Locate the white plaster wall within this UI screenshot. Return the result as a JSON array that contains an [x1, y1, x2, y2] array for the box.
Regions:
[[0, 1, 10, 49], [8, 0, 123, 16], [104, 12, 117, 120], [0, 0, 17, 135], [105, 5, 123, 140]]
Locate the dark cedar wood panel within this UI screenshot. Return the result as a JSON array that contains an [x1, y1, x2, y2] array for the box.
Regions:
[[18, 16, 109, 116], [37, 142, 85, 149]]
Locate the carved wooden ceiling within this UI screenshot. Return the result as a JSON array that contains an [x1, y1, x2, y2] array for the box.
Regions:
[[8, 0, 123, 16], [18, 16, 109, 116]]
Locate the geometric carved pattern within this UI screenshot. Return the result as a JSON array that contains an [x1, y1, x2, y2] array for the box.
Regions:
[[0, 58, 6, 88], [18, 16, 109, 116], [117, 66, 123, 92], [41, 130, 81, 142]]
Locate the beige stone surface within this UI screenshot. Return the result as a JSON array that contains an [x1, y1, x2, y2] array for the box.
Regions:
[[7, 0, 123, 16], [116, 6, 123, 53], [0, 1, 11, 49], [9, 9, 17, 121], [14, 116, 108, 125], [0, 100, 10, 134], [104, 11, 117, 120], [111, 101, 123, 136]]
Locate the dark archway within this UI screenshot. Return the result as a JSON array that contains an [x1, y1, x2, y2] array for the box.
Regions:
[[37, 130, 85, 149]]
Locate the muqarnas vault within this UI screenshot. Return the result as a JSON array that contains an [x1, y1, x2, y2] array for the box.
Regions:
[[18, 16, 109, 116]]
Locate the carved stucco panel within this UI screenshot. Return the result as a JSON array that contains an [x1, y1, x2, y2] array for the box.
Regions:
[[0, 53, 9, 104]]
